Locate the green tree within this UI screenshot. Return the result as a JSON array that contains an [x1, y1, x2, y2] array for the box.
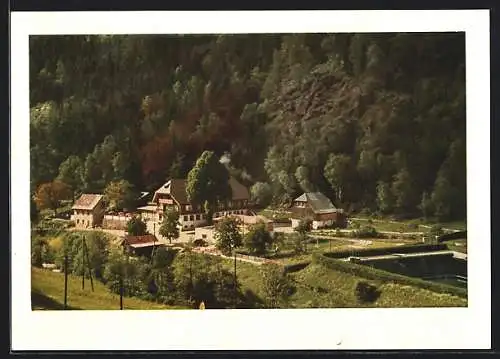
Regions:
[[295, 165, 315, 193], [186, 151, 232, 224], [57, 155, 84, 200], [419, 191, 434, 219], [159, 208, 180, 244], [103, 247, 147, 297], [391, 168, 416, 214], [294, 219, 312, 253], [324, 154, 353, 204], [126, 216, 147, 236], [260, 263, 291, 308], [103, 180, 136, 212], [64, 231, 110, 280], [214, 216, 243, 256], [430, 169, 454, 221], [376, 181, 394, 214], [250, 181, 273, 208], [244, 222, 273, 255]]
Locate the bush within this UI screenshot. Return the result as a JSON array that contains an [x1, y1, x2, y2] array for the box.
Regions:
[[324, 243, 448, 259], [354, 225, 379, 238], [283, 261, 311, 273], [355, 281, 381, 303], [193, 239, 208, 247]]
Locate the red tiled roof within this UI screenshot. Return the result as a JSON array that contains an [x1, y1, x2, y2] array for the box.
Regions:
[[123, 234, 158, 246], [72, 194, 103, 210]]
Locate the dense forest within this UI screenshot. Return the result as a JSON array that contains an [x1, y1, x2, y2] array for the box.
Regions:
[[29, 33, 466, 221]]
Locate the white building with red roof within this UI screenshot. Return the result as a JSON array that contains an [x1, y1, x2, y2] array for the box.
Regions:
[[71, 194, 105, 229]]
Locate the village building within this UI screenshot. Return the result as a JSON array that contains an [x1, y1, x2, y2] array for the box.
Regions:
[[290, 192, 347, 230], [118, 234, 164, 257], [71, 194, 105, 229], [144, 176, 251, 231]]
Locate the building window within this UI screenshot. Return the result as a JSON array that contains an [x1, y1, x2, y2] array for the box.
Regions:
[[183, 215, 188, 221], [202, 234, 207, 239], [189, 215, 194, 221], [195, 214, 200, 220]]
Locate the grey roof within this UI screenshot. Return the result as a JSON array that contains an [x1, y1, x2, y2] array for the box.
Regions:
[[72, 194, 103, 210], [294, 192, 339, 214]]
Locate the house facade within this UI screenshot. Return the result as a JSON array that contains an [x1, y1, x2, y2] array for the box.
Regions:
[[71, 194, 105, 229], [290, 192, 347, 230], [142, 176, 251, 231]]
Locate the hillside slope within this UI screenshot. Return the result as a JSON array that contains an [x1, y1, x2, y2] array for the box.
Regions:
[[31, 267, 185, 310]]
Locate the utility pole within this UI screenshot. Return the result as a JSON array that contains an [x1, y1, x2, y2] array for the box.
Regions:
[[64, 254, 68, 310], [119, 275, 123, 310], [189, 246, 193, 307], [83, 237, 94, 292], [81, 240, 85, 290], [233, 245, 237, 308]]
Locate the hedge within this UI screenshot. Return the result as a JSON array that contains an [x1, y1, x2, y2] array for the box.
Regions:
[[312, 252, 467, 298], [284, 261, 311, 273], [438, 231, 467, 242], [324, 243, 448, 259]]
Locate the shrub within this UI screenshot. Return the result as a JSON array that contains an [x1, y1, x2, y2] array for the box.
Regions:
[[193, 239, 208, 247], [354, 225, 379, 238], [355, 281, 381, 303], [283, 261, 311, 273]]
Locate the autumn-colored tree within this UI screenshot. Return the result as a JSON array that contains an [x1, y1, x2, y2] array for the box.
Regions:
[[34, 180, 72, 216]]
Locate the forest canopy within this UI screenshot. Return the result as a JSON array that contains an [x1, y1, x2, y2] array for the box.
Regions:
[[29, 33, 466, 221]]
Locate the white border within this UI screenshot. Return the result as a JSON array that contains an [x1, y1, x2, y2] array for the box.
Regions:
[[11, 10, 491, 350]]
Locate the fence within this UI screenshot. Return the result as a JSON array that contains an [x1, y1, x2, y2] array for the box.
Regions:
[[191, 247, 280, 265], [102, 214, 132, 230]]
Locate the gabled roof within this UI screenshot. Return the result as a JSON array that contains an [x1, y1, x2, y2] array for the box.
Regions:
[[152, 179, 187, 204], [72, 194, 103, 210], [229, 177, 250, 201], [293, 192, 339, 214], [152, 176, 249, 205], [121, 234, 159, 246]]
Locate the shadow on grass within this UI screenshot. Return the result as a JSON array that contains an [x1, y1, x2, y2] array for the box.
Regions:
[[31, 290, 80, 310]]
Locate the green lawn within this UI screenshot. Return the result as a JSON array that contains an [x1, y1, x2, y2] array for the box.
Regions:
[[214, 255, 466, 308], [268, 237, 415, 265], [351, 215, 466, 232], [349, 218, 427, 233], [288, 264, 467, 308], [31, 267, 185, 310]]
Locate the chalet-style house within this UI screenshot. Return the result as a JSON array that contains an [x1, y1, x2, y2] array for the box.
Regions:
[[290, 192, 347, 230], [71, 194, 105, 229], [138, 176, 250, 231], [119, 234, 164, 257]]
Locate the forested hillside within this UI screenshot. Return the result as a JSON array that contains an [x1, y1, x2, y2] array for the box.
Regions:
[[29, 33, 466, 220]]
